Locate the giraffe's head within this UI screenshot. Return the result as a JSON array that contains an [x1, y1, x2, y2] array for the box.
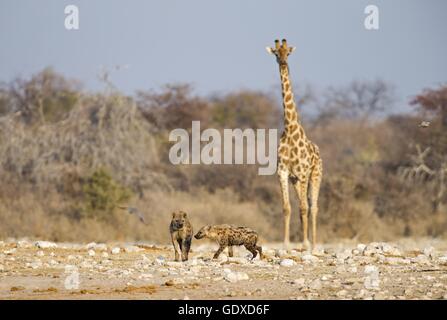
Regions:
[[266, 39, 296, 66]]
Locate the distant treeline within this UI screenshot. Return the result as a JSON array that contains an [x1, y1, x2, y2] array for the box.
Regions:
[[0, 68, 445, 242]]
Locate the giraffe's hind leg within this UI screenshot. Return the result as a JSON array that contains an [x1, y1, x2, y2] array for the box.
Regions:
[[310, 161, 322, 250], [278, 169, 291, 248]]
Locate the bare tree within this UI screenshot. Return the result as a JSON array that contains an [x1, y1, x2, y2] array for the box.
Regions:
[[319, 80, 395, 123], [399, 143, 447, 213]]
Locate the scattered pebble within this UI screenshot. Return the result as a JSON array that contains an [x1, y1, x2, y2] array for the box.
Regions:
[[280, 259, 295, 267], [292, 278, 306, 287], [308, 279, 322, 290], [223, 269, 249, 283], [35, 241, 57, 249]]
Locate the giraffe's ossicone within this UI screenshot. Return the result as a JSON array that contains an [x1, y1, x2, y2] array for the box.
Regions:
[[266, 39, 323, 250]]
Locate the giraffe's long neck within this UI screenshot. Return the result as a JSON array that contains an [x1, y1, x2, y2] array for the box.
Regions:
[[279, 64, 300, 128]]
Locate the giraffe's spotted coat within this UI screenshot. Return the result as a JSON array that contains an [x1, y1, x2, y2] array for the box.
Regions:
[[267, 39, 323, 249]]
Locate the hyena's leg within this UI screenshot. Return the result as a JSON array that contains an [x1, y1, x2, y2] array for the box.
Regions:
[[228, 246, 234, 257], [213, 245, 226, 259], [244, 243, 258, 260], [171, 235, 181, 262], [255, 245, 263, 260], [182, 237, 192, 261]]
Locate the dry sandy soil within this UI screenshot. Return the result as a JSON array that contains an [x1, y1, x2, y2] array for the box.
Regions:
[[1, 238, 447, 300]]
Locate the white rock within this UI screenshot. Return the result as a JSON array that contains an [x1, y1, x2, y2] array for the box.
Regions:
[[93, 243, 108, 251], [364, 265, 380, 290], [189, 266, 202, 274], [88, 249, 95, 257], [337, 290, 348, 297], [186, 258, 197, 266], [335, 265, 346, 273], [376, 254, 386, 263], [385, 257, 409, 265], [437, 256, 447, 265], [292, 278, 306, 287], [381, 244, 402, 256], [35, 241, 57, 249], [111, 247, 121, 255], [309, 279, 322, 290], [224, 271, 249, 283], [17, 240, 31, 248], [363, 244, 380, 257], [312, 246, 325, 256], [336, 249, 352, 261], [364, 265, 378, 274], [30, 260, 42, 269], [37, 250, 44, 257], [124, 245, 142, 253], [86, 242, 97, 250], [218, 254, 229, 263], [357, 243, 366, 252], [348, 266, 358, 273], [102, 252, 109, 258], [275, 249, 287, 258], [302, 254, 319, 264], [423, 246, 436, 258], [4, 248, 17, 255], [413, 254, 431, 265], [280, 259, 296, 267]]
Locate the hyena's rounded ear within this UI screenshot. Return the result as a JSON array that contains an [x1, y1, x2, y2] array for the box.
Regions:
[[172, 212, 176, 218], [182, 211, 188, 218]]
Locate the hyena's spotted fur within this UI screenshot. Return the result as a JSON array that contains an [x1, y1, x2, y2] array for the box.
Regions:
[[170, 210, 193, 261], [194, 224, 263, 260]]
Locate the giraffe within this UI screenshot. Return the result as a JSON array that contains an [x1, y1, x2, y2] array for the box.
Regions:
[[266, 39, 323, 250]]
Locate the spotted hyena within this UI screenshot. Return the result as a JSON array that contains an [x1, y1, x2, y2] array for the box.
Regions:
[[194, 224, 263, 260], [169, 210, 193, 261]]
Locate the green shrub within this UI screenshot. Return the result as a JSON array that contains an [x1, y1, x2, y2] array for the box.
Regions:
[[82, 168, 132, 220]]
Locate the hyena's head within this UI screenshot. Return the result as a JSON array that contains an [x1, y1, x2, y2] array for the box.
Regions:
[[171, 210, 188, 230], [194, 225, 211, 239]]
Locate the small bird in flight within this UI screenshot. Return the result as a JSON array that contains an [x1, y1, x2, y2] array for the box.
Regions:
[[418, 121, 431, 128], [117, 206, 148, 225]]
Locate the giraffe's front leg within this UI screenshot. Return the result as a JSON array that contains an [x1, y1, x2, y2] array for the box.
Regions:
[[278, 169, 291, 249], [293, 178, 310, 250]]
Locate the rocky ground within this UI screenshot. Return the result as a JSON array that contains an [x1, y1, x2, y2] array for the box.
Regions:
[[1, 238, 447, 300]]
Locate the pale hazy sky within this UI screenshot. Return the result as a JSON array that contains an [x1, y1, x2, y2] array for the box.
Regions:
[[1, 0, 446, 112]]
